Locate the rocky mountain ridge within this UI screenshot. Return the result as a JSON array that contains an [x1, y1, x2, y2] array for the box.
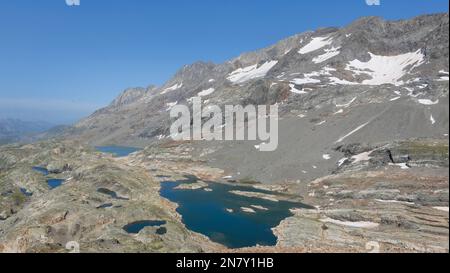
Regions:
[[69, 13, 448, 148]]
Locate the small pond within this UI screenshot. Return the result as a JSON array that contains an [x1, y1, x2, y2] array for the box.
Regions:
[[95, 146, 141, 157], [123, 220, 167, 234]]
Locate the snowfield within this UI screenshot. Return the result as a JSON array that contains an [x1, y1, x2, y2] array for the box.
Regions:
[[345, 50, 425, 86], [298, 36, 334, 54], [227, 60, 278, 84]]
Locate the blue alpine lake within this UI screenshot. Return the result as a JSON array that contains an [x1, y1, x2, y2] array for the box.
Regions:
[[47, 179, 65, 189], [159, 176, 312, 249], [123, 220, 167, 234], [95, 146, 141, 157], [32, 167, 65, 189]]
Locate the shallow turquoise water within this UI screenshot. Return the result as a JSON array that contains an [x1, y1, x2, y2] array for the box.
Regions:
[[95, 146, 141, 157], [160, 176, 312, 249]]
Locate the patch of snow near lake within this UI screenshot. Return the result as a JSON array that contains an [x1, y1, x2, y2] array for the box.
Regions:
[[227, 60, 278, 83], [241, 207, 256, 213], [289, 84, 308, 94], [298, 36, 333, 54], [335, 121, 370, 143], [437, 76, 450, 81], [345, 50, 425, 86], [418, 99, 439, 105], [433, 207, 449, 212], [323, 154, 331, 160], [313, 46, 341, 64], [198, 88, 215, 97], [390, 96, 401, 101], [208, 79, 215, 82], [162, 83, 183, 94], [320, 217, 379, 229]]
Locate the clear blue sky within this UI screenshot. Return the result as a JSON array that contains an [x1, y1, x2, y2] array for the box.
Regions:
[[0, 0, 448, 124]]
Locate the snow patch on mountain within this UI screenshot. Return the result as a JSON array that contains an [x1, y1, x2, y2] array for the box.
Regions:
[[227, 61, 278, 84], [345, 50, 425, 86], [198, 88, 215, 97], [162, 83, 183, 94], [418, 99, 439, 105], [336, 97, 357, 108], [290, 67, 336, 85], [289, 84, 308, 94], [166, 101, 178, 111], [298, 36, 334, 54], [313, 46, 341, 64], [430, 115, 436, 125]]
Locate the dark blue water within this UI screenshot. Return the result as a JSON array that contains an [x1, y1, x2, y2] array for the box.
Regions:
[[160, 176, 312, 249], [95, 146, 141, 157], [47, 179, 64, 189], [20, 188, 33, 196], [32, 166, 49, 176], [123, 220, 167, 234], [97, 188, 129, 200], [156, 227, 167, 235]]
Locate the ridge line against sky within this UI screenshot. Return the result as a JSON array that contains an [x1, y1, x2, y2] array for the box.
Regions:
[[0, 0, 448, 124]]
